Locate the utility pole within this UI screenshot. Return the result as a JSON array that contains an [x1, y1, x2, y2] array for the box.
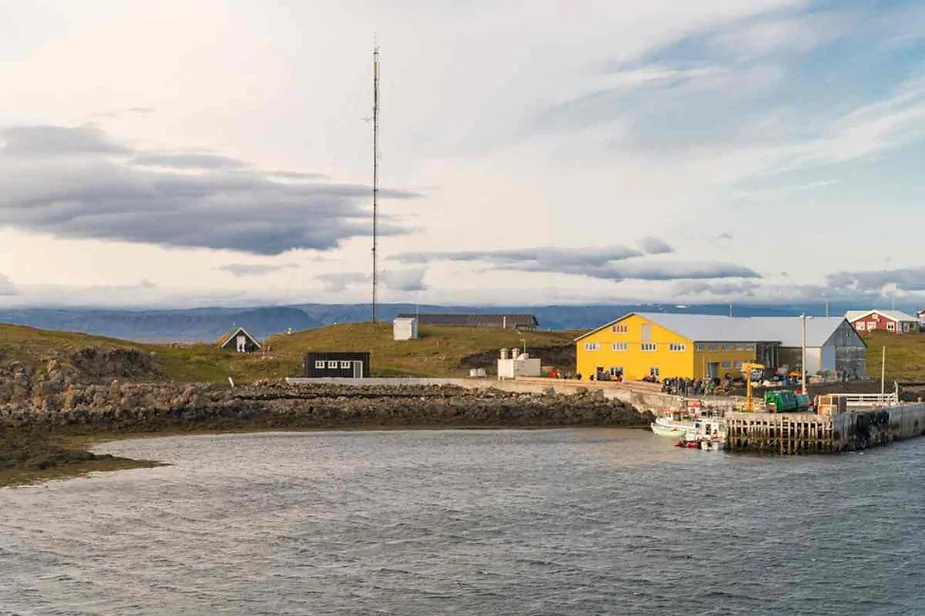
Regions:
[[881, 345, 886, 398], [801, 312, 808, 396], [371, 44, 381, 323]]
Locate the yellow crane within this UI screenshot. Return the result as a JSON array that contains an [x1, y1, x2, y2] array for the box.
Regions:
[[742, 362, 765, 412]]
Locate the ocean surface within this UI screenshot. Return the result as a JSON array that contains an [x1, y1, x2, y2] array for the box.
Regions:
[[2, 429, 924, 615]]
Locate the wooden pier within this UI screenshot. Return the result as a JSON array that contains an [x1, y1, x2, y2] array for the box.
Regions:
[[725, 403, 925, 454], [726, 412, 837, 454]]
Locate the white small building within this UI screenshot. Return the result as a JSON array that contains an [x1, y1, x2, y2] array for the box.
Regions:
[[497, 348, 541, 379], [393, 317, 419, 340]]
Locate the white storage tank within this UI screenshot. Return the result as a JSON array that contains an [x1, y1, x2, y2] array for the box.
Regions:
[[393, 317, 419, 341]]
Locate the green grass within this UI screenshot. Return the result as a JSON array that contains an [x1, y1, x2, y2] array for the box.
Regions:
[[862, 330, 925, 382], [0, 322, 579, 383]]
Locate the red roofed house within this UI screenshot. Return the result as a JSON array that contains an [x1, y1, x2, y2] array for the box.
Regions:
[[845, 310, 919, 334]]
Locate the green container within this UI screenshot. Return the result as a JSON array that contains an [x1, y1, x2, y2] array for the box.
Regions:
[[764, 390, 799, 412]]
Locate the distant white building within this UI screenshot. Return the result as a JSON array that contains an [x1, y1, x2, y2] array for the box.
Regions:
[[497, 348, 541, 379], [393, 317, 419, 341]]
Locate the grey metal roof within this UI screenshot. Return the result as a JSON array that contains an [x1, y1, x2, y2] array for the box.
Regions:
[[633, 313, 776, 343], [579, 312, 850, 348], [395, 313, 538, 327], [749, 316, 846, 347]]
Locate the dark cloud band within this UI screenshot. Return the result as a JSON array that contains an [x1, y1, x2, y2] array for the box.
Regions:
[[0, 125, 419, 256], [393, 246, 758, 282]]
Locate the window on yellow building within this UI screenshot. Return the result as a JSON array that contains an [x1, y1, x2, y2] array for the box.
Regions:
[[721, 360, 731, 369], [669, 343, 686, 352], [584, 342, 600, 351], [745, 344, 755, 351], [612, 342, 628, 351], [641, 342, 657, 352], [695, 344, 704, 351], [612, 324, 628, 334], [649, 367, 660, 378], [734, 360, 743, 369], [709, 344, 718, 351]]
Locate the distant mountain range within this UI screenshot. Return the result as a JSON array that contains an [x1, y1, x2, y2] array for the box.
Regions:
[[0, 302, 892, 343]]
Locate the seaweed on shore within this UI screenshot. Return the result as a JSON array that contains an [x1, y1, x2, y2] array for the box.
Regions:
[[0, 425, 112, 471]]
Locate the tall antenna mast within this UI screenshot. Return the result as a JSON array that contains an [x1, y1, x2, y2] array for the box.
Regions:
[[371, 43, 381, 323]]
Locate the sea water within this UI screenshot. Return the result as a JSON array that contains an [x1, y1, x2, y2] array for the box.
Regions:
[[2, 429, 923, 615]]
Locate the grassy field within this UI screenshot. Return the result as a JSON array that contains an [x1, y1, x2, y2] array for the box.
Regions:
[[0, 322, 579, 383], [861, 330, 925, 382], [7, 322, 925, 383]]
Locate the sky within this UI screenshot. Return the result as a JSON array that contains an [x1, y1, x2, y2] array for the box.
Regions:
[[1, 0, 924, 309]]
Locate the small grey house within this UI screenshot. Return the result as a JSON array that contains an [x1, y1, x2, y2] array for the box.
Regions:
[[219, 326, 261, 353]]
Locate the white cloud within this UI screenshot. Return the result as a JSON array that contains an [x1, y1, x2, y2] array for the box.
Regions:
[[0, 274, 18, 296]]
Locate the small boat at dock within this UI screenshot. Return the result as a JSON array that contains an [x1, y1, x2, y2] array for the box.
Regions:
[[673, 417, 726, 451], [650, 416, 696, 438]]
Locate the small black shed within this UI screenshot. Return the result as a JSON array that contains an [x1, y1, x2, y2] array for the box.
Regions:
[[304, 352, 371, 378]]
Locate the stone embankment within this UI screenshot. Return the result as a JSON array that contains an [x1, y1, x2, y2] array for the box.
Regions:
[[0, 355, 652, 432]]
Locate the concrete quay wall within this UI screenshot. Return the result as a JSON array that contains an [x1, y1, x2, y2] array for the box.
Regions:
[[284, 377, 742, 414], [832, 403, 925, 450]]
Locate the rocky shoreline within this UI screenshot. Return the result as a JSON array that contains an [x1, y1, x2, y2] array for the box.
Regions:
[[0, 353, 652, 484], [2, 379, 652, 432]]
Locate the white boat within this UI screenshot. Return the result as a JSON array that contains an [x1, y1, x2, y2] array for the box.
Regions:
[[650, 416, 696, 438], [681, 417, 726, 450]]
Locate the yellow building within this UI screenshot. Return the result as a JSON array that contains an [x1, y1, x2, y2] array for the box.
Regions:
[[575, 312, 780, 382]]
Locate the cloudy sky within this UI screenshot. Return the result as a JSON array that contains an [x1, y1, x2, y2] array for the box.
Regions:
[[0, 0, 923, 308]]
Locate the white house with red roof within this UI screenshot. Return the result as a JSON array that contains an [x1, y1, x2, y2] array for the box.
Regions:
[[845, 309, 919, 334]]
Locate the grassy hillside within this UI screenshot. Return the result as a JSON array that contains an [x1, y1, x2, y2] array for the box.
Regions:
[[861, 331, 925, 382], [8, 321, 925, 384], [0, 322, 578, 383]]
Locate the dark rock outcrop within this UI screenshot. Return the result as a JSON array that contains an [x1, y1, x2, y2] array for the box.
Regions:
[[0, 376, 652, 433]]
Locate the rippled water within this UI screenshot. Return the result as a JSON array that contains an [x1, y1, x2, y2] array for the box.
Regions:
[[2, 429, 924, 615]]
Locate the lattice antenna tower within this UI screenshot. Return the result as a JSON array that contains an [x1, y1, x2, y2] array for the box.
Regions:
[[371, 43, 381, 323]]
